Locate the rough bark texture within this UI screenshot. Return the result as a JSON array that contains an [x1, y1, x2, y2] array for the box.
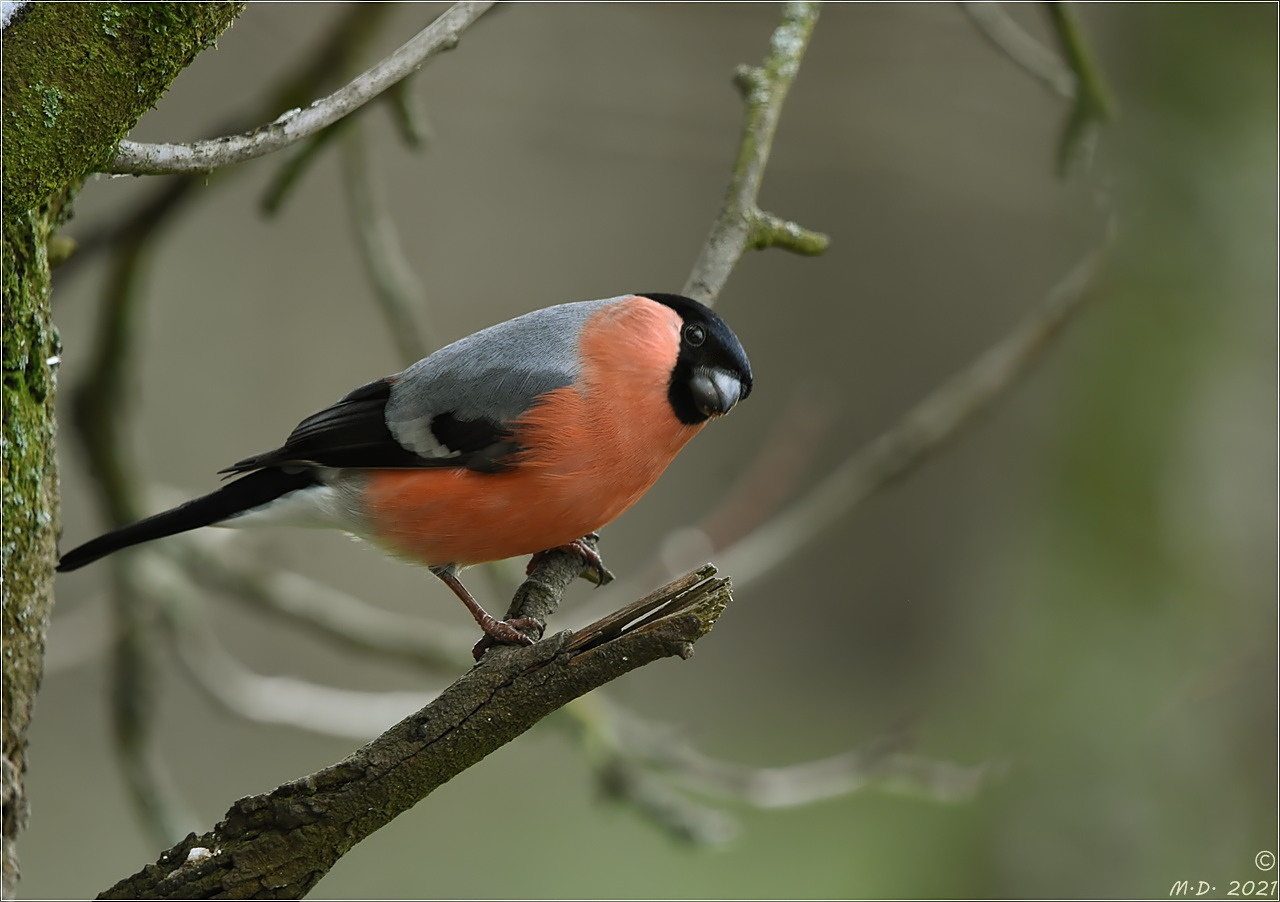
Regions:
[[1, 2, 244, 218], [98, 566, 730, 900], [0, 4, 243, 895], [1, 200, 64, 902]]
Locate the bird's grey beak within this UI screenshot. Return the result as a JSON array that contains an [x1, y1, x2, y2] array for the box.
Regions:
[[689, 367, 743, 417]]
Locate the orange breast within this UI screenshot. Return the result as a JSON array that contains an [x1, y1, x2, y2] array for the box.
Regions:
[[360, 297, 703, 567]]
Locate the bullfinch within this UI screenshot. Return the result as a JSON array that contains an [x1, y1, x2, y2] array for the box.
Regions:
[[57, 292, 753, 650]]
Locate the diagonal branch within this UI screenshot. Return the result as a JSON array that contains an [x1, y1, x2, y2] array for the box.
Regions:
[[99, 566, 731, 900], [104, 2, 495, 175]]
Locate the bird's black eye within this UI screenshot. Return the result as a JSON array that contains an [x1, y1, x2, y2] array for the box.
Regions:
[[683, 323, 706, 347]]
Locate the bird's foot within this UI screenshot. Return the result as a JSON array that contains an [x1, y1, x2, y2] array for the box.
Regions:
[[471, 615, 542, 661], [526, 533, 615, 587], [432, 565, 544, 660]]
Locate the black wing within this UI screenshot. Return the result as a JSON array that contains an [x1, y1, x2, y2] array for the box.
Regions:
[[219, 377, 519, 476]]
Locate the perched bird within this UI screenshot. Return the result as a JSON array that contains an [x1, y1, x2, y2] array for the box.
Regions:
[[58, 292, 752, 652]]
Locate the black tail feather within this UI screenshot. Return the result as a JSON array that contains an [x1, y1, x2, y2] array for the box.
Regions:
[[57, 468, 318, 572]]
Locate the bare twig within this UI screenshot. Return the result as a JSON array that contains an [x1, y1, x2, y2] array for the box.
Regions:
[[682, 1, 829, 305], [720, 240, 1108, 588], [105, 2, 495, 175], [1047, 1, 1116, 175], [100, 567, 732, 899], [61, 4, 391, 279], [960, 2, 1076, 99], [340, 123, 434, 362]]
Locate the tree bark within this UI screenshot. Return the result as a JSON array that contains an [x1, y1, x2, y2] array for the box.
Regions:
[[98, 565, 730, 900], [0, 4, 243, 894]]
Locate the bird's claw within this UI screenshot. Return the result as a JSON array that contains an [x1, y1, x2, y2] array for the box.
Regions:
[[526, 534, 614, 587], [472, 616, 542, 661], [568, 536, 612, 587]]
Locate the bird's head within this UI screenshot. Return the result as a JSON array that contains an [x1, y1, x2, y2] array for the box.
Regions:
[[641, 292, 753, 425]]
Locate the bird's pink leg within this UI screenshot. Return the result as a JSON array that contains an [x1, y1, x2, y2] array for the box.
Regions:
[[432, 567, 540, 659]]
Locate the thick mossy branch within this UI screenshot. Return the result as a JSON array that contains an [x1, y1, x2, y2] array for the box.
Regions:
[[99, 566, 731, 900], [3, 7, 241, 893], [1, 202, 64, 899], [1, 2, 244, 220]]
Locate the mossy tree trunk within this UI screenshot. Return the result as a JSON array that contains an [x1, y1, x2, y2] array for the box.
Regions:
[[0, 4, 243, 894]]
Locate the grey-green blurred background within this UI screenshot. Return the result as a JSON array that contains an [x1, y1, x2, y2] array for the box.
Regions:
[[25, 3, 1276, 899]]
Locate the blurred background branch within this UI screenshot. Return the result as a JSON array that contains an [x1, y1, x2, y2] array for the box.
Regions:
[[719, 233, 1109, 589], [960, 2, 1075, 100], [1048, 1, 1116, 174], [340, 120, 435, 362]]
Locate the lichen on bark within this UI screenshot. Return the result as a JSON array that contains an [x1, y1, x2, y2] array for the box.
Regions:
[[1, 199, 63, 899], [0, 4, 244, 893], [2, 2, 244, 220]]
